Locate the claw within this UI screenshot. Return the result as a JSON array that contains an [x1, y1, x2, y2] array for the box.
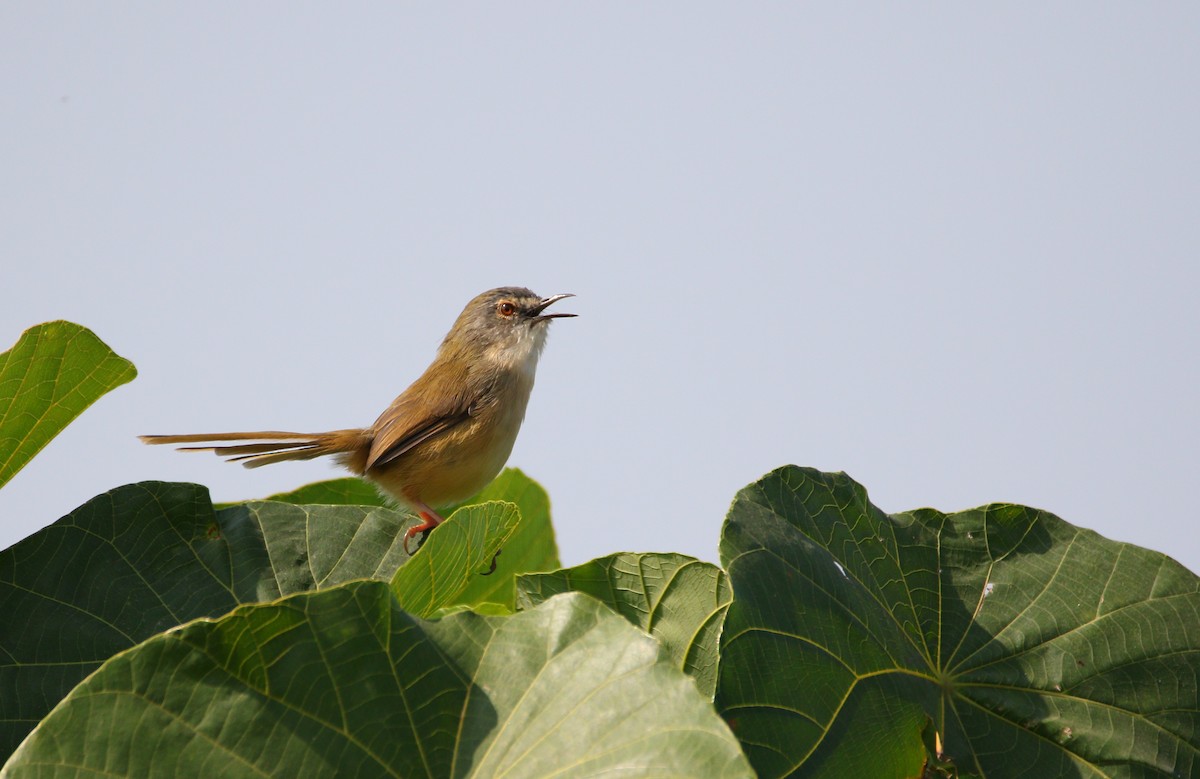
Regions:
[[402, 526, 431, 555], [403, 508, 444, 555], [480, 549, 502, 576]]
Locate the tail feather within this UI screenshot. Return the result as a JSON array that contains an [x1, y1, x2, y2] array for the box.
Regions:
[[139, 431, 315, 444], [139, 429, 371, 469], [229, 445, 329, 468], [183, 440, 321, 456]]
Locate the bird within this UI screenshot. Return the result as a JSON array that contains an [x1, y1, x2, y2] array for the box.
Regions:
[[141, 287, 574, 554]]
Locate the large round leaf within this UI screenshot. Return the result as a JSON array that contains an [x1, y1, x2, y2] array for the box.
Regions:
[[0, 321, 135, 489], [717, 466, 1200, 778], [3, 583, 753, 778], [0, 482, 514, 761], [517, 552, 730, 698]]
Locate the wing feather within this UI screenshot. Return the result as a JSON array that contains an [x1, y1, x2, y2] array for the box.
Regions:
[[367, 410, 471, 469]]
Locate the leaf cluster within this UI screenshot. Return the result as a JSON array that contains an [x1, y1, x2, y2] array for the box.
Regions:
[[1, 322, 1197, 778]]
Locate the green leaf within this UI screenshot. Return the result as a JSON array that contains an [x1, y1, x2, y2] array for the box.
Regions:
[[262, 476, 388, 507], [0, 321, 136, 488], [3, 583, 754, 778], [0, 481, 510, 762], [716, 466, 1200, 779], [516, 552, 731, 698], [390, 501, 519, 617], [261, 468, 560, 610]]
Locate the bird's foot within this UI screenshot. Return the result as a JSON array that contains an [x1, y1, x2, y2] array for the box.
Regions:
[[403, 509, 444, 555]]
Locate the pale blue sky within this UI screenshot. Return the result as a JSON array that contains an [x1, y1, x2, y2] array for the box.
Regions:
[[3, 5, 1198, 574]]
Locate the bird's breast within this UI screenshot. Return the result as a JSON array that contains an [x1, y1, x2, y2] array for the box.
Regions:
[[371, 364, 538, 509]]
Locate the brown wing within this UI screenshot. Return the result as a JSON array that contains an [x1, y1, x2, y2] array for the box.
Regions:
[[365, 377, 482, 470], [366, 339, 493, 472], [367, 410, 471, 469]]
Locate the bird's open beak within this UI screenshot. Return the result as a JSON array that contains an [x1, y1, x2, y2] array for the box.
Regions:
[[531, 293, 576, 321]]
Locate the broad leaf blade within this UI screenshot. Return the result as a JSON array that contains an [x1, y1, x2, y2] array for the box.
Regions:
[[3, 583, 754, 778], [429, 591, 751, 778], [220, 500, 423, 598], [516, 552, 731, 697], [716, 466, 1200, 778], [0, 321, 136, 488], [0, 481, 509, 761]]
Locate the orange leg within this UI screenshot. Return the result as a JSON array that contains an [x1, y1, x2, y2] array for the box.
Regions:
[[403, 504, 445, 555]]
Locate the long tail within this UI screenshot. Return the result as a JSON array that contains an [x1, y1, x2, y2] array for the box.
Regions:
[[139, 429, 372, 470]]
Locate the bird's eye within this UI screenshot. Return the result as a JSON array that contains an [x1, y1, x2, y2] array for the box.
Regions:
[[497, 301, 517, 317]]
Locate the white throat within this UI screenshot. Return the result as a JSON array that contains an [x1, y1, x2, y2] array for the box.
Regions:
[[488, 324, 548, 382]]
